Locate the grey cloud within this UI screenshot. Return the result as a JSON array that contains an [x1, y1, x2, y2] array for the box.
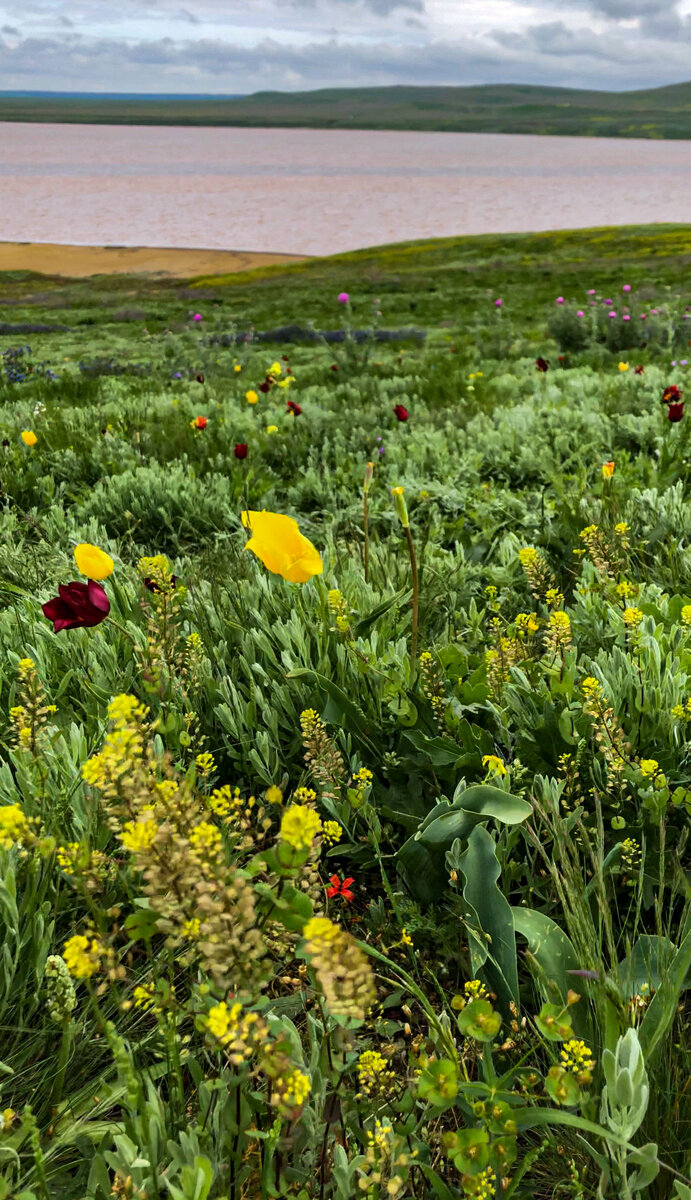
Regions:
[[178, 7, 202, 21], [59, 15, 74, 27], [0, 25, 690, 92], [1, 23, 20, 34], [586, 0, 677, 14]]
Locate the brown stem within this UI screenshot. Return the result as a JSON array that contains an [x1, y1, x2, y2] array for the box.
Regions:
[[404, 525, 419, 659]]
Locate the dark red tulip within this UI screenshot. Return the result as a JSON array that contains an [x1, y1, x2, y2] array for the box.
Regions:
[[535, 357, 550, 372], [393, 405, 408, 422], [331, 364, 338, 372], [663, 385, 682, 404], [286, 399, 302, 416], [42, 580, 110, 633], [234, 442, 248, 459], [196, 374, 205, 384], [634, 365, 644, 375], [259, 380, 271, 394], [667, 401, 684, 422]]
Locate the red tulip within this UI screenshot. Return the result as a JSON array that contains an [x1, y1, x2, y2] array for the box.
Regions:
[[192, 415, 207, 430], [42, 580, 110, 633], [535, 357, 550, 372], [259, 380, 271, 394], [234, 443, 248, 459], [663, 385, 683, 404], [196, 374, 205, 384], [634, 365, 644, 375], [393, 404, 408, 422], [286, 400, 302, 416], [668, 401, 684, 422]]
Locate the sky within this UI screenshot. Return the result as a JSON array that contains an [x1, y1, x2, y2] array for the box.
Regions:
[[0, 0, 690, 95]]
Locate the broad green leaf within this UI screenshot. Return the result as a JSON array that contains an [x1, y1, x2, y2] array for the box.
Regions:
[[639, 927, 691, 1063], [458, 825, 519, 1008]]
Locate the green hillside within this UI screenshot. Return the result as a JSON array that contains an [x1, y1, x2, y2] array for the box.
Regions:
[[1, 80, 691, 137]]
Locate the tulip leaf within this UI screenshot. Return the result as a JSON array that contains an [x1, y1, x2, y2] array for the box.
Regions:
[[402, 728, 462, 767], [638, 926, 691, 1063], [512, 908, 580, 1002], [457, 825, 519, 1008]]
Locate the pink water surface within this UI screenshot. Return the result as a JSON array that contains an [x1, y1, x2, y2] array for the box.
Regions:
[[1, 122, 689, 255]]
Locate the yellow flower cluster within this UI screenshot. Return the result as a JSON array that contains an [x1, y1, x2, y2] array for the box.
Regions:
[[357, 1050, 397, 1099], [560, 1038, 595, 1083], [515, 612, 540, 635], [195, 752, 215, 776], [623, 607, 643, 627], [0, 804, 30, 850], [322, 820, 343, 846], [120, 810, 158, 853], [272, 1067, 311, 1114], [265, 785, 283, 805], [302, 915, 376, 1020], [205, 1001, 268, 1065], [465, 1166, 497, 1200], [682, 605, 691, 626], [280, 805, 322, 852], [63, 933, 104, 980], [639, 759, 659, 778]]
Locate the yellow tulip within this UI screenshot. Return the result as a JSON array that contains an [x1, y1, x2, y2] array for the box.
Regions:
[[241, 511, 322, 583], [618, 362, 629, 372], [266, 425, 278, 434], [21, 431, 37, 446], [602, 461, 615, 479], [246, 390, 258, 405], [74, 543, 114, 580]]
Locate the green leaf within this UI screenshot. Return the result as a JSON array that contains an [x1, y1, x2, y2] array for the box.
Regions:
[[613, 934, 678, 1000], [353, 588, 408, 637], [544, 1066, 581, 1107], [285, 668, 377, 752], [458, 825, 519, 1008], [639, 926, 691, 1063], [456, 998, 502, 1042], [402, 729, 461, 767]]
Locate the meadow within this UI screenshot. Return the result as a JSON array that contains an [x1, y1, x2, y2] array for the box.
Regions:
[[0, 224, 689, 1199]]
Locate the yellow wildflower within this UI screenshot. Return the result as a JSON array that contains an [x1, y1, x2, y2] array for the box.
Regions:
[[322, 820, 343, 846], [0, 804, 30, 850], [639, 759, 659, 778], [241, 510, 322, 584], [234, 363, 242, 372], [623, 607, 643, 627], [618, 362, 629, 372], [280, 805, 322, 852], [265, 785, 283, 805], [21, 430, 37, 446], [482, 754, 507, 777], [74, 543, 114, 581], [266, 424, 278, 434], [63, 934, 103, 980], [245, 390, 259, 405], [120, 812, 157, 853], [560, 1038, 595, 1083], [195, 751, 215, 776], [681, 605, 691, 626], [0, 1109, 15, 1132]]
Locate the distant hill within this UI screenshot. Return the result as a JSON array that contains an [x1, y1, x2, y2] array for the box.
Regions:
[[1, 82, 690, 138]]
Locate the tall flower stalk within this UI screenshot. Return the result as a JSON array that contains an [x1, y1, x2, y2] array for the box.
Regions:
[[363, 461, 374, 583], [391, 486, 418, 658]]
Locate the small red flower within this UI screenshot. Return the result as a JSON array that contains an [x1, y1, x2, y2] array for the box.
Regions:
[[286, 399, 302, 416], [259, 380, 271, 394], [193, 415, 207, 430], [196, 374, 205, 384], [326, 874, 355, 903], [663, 385, 682, 404], [42, 580, 110, 633], [668, 401, 684, 422], [634, 365, 644, 375], [234, 442, 248, 459], [393, 404, 408, 422], [535, 357, 550, 372], [331, 364, 338, 372]]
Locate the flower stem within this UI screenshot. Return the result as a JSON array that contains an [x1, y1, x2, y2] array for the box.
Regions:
[[363, 490, 370, 583], [404, 525, 419, 659]]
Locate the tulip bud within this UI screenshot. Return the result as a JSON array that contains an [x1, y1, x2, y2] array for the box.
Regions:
[[364, 461, 374, 493], [391, 486, 409, 528], [602, 461, 615, 480]]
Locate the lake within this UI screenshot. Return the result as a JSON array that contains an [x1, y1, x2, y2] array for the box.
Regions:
[[1, 122, 690, 256]]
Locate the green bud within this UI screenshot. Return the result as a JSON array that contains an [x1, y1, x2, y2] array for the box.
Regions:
[[391, 486, 409, 529]]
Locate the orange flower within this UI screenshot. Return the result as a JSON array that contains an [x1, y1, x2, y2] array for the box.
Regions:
[[190, 416, 207, 430], [602, 461, 615, 480], [241, 510, 323, 583]]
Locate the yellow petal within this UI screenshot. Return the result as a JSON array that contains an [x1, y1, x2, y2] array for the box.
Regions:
[[74, 542, 114, 580], [241, 511, 322, 583], [21, 431, 37, 446]]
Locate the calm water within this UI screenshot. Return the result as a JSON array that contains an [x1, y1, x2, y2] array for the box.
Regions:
[[1, 122, 690, 255]]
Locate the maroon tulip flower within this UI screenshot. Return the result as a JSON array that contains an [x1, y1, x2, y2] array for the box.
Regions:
[[634, 365, 644, 375], [286, 399, 302, 416], [196, 374, 205, 384], [663, 385, 683, 404], [668, 401, 684, 423], [331, 364, 339, 372], [535, 357, 550, 372], [393, 404, 408, 422], [259, 380, 271, 394], [234, 442, 248, 459], [42, 580, 110, 633]]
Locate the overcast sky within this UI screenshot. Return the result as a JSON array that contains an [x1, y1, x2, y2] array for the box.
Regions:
[[1, 0, 690, 94]]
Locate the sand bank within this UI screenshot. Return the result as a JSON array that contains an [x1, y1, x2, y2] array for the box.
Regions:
[[0, 242, 309, 279]]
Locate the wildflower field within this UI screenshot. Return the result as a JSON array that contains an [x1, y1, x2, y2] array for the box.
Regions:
[[0, 224, 690, 1200]]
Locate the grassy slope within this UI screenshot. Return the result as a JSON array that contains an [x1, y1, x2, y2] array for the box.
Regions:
[[2, 225, 690, 346], [1, 81, 691, 138]]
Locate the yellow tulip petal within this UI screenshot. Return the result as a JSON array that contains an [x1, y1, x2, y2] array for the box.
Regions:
[[241, 511, 323, 583], [74, 542, 114, 581]]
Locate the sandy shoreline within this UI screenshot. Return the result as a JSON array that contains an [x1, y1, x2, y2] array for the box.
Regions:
[[0, 242, 310, 279]]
